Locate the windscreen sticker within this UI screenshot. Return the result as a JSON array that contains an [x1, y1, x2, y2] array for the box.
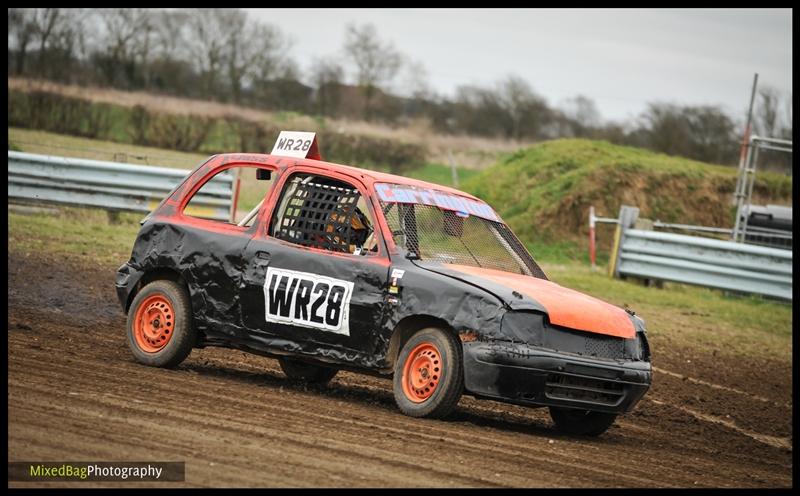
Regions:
[[264, 267, 354, 336], [375, 183, 500, 222]]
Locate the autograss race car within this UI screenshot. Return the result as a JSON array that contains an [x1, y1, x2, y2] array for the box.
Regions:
[[116, 134, 652, 436]]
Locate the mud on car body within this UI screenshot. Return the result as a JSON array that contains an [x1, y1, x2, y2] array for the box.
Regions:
[[116, 148, 652, 436]]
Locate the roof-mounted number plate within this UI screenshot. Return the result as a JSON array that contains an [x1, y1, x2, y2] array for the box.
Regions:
[[271, 131, 321, 160]]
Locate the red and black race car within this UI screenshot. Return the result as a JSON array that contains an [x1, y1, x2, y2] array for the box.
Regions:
[[116, 134, 651, 436]]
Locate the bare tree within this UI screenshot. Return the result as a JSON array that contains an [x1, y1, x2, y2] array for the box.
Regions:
[[182, 8, 289, 103], [453, 84, 507, 137], [755, 86, 781, 138], [153, 10, 189, 61], [638, 102, 738, 164], [401, 58, 432, 118], [94, 8, 154, 87], [343, 23, 402, 120], [565, 95, 601, 125], [8, 8, 35, 75], [32, 9, 61, 69], [781, 92, 792, 140], [749, 87, 792, 172], [224, 10, 254, 104], [52, 10, 89, 81], [556, 95, 602, 138], [10, 8, 88, 80], [21, 8, 67, 76], [496, 75, 549, 140], [132, 11, 158, 88], [404, 59, 431, 100], [245, 21, 292, 106], [185, 8, 234, 98], [310, 57, 344, 116]]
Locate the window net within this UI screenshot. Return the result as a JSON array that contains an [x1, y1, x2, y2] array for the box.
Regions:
[[273, 176, 371, 254], [381, 202, 547, 279]]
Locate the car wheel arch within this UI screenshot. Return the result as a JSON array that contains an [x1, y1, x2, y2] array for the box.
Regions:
[[126, 267, 190, 314]]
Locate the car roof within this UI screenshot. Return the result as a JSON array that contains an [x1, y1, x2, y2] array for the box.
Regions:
[[212, 153, 483, 202]]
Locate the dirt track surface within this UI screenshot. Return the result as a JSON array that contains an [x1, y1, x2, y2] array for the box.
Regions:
[[8, 251, 792, 488]]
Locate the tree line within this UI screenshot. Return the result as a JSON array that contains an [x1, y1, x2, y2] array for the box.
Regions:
[[7, 8, 793, 170]]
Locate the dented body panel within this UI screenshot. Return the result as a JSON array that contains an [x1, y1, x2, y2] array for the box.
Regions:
[[430, 264, 636, 338], [116, 152, 651, 415]]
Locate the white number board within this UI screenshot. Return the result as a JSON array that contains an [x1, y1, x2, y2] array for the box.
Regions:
[[263, 267, 354, 336], [271, 131, 319, 159]]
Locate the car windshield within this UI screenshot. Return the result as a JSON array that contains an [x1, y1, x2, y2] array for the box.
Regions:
[[375, 183, 547, 278]]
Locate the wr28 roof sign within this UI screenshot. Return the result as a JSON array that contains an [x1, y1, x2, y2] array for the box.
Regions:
[[375, 183, 500, 222]]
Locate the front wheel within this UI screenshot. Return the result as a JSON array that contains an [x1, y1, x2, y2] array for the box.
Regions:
[[549, 406, 617, 436], [393, 327, 463, 419], [127, 280, 195, 368]]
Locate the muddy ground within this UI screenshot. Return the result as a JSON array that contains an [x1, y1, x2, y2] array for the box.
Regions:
[[7, 251, 793, 487]]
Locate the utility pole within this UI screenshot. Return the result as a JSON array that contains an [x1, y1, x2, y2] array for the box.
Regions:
[[732, 73, 759, 242]]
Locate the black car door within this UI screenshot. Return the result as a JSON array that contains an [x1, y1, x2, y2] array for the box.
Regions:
[[239, 169, 391, 363]]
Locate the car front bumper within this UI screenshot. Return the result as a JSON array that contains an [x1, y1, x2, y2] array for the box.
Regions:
[[462, 340, 651, 414]]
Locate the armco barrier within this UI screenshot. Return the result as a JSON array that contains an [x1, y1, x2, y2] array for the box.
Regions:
[[617, 229, 792, 300], [8, 151, 233, 221]]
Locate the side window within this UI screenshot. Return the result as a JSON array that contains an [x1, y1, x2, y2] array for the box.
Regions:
[[183, 166, 275, 226], [270, 173, 378, 255]]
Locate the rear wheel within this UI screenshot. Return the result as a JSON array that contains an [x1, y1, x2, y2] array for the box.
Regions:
[[549, 406, 617, 436], [127, 280, 194, 368], [278, 357, 339, 384], [393, 327, 463, 419]]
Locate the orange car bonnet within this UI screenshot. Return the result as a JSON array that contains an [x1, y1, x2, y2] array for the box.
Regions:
[[445, 264, 635, 339]]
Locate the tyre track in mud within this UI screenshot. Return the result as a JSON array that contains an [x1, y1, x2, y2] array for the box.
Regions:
[[12, 394, 495, 488], [7, 253, 793, 487], [10, 354, 663, 488], [11, 364, 509, 487], [646, 398, 791, 451], [9, 341, 789, 488], [651, 366, 785, 406]]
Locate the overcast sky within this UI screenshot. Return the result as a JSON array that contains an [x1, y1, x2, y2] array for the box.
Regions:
[[244, 8, 792, 124]]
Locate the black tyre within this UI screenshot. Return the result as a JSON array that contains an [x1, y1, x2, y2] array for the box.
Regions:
[[393, 327, 463, 419], [549, 406, 618, 436], [127, 280, 195, 368], [278, 357, 339, 384]]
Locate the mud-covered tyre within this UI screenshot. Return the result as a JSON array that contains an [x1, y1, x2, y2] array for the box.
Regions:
[[393, 327, 463, 419], [126, 280, 194, 368], [278, 357, 339, 384], [549, 406, 617, 436]]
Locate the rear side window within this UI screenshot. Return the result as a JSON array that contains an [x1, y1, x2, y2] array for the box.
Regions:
[[270, 173, 378, 255], [183, 166, 275, 225]]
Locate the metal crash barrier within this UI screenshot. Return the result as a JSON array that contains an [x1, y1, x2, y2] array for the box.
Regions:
[[614, 227, 792, 301], [7, 151, 234, 221]]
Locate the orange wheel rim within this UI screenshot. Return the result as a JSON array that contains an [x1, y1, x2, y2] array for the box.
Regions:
[[401, 342, 443, 403], [133, 294, 175, 353]]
